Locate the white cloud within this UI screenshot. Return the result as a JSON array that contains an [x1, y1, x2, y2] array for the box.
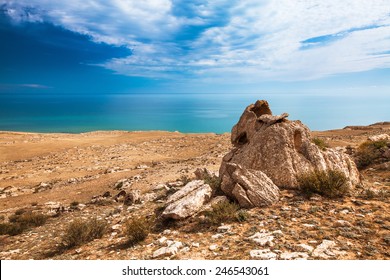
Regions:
[[2, 0, 390, 82]]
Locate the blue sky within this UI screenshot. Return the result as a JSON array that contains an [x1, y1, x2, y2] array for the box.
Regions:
[[1, 0, 390, 94]]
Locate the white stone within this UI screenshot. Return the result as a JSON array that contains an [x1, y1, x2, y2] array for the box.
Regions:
[[157, 237, 167, 245], [248, 232, 274, 246], [209, 244, 218, 251], [217, 225, 232, 233], [297, 244, 314, 253], [280, 252, 309, 260], [211, 234, 223, 239], [302, 224, 316, 228], [272, 230, 283, 236], [250, 249, 277, 260], [334, 220, 352, 227], [312, 240, 337, 259]]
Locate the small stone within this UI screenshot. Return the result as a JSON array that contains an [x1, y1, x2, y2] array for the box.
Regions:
[[272, 230, 283, 236], [280, 252, 309, 260], [152, 241, 183, 258], [209, 244, 218, 251], [248, 231, 274, 246], [302, 224, 316, 228], [212, 234, 224, 239], [180, 247, 190, 253], [217, 225, 232, 233], [296, 244, 314, 253], [163, 230, 171, 235], [334, 220, 352, 227], [111, 224, 121, 231], [157, 237, 167, 245], [192, 242, 200, 248], [312, 240, 337, 259], [250, 249, 277, 260]]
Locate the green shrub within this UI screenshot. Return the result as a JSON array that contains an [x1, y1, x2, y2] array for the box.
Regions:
[[312, 138, 329, 151], [61, 218, 107, 249], [205, 201, 244, 225], [124, 216, 152, 246], [355, 140, 389, 169], [297, 169, 348, 198]]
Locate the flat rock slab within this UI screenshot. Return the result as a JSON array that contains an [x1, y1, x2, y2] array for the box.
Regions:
[[162, 180, 212, 220]]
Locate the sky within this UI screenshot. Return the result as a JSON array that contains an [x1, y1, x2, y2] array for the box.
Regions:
[[1, 0, 390, 94]]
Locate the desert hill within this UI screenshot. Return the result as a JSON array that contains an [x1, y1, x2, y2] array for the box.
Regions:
[[0, 121, 389, 260]]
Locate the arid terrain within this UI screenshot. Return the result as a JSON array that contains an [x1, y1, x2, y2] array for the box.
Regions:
[[0, 122, 389, 260]]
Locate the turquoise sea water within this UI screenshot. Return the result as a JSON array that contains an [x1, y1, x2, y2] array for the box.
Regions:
[[0, 93, 389, 133]]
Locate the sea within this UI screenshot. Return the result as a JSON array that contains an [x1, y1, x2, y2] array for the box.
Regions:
[[0, 93, 389, 133]]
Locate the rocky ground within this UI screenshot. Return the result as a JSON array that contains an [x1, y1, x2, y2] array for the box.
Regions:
[[0, 123, 389, 260]]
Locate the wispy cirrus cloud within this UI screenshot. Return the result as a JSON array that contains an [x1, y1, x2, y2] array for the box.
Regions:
[[1, 0, 390, 83]]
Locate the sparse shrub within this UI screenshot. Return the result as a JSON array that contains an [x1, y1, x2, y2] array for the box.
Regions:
[[124, 216, 153, 246], [61, 218, 107, 249], [205, 201, 243, 225], [312, 138, 329, 151], [236, 209, 249, 222], [204, 176, 222, 191], [297, 169, 348, 198], [15, 208, 27, 216], [70, 201, 79, 207], [360, 188, 389, 201], [9, 211, 47, 227], [0, 211, 48, 236], [180, 175, 192, 185], [0, 222, 24, 236], [354, 140, 389, 169]]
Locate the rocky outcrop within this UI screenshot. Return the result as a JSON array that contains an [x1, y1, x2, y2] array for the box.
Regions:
[[221, 163, 279, 208], [220, 100, 360, 190], [368, 134, 389, 141], [161, 180, 212, 220]]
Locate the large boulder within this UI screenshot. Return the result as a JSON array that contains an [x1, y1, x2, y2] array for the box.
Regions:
[[162, 180, 212, 220], [220, 100, 360, 190]]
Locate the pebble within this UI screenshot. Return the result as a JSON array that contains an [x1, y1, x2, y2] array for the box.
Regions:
[[280, 252, 309, 260], [211, 234, 224, 239], [302, 223, 316, 228], [334, 220, 352, 227], [248, 231, 274, 246], [250, 249, 277, 260], [217, 225, 232, 233], [297, 244, 314, 253], [157, 237, 167, 245]]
